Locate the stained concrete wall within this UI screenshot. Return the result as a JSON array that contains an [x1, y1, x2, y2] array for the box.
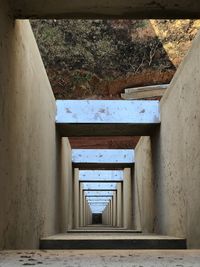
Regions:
[[152, 31, 200, 248], [134, 137, 155, 233], [0, 0, 70, 249]]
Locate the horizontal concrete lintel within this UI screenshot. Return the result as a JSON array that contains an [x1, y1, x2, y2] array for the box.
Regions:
[[80, 180, 122, 183], [56, 100, 160, 136], [82, 182, 117, 190], [57, 123, 160, 136], [83, 189, 117, 191], [85, 195, 113, 197], [14, 1, 200, 19], [73, 163, 133, 169], [88, 201, 110, 203], [84, 191, 113, 197], [86, 197, 112, 201], [72, 149, 134, 164], [79, 170, 123, 181]]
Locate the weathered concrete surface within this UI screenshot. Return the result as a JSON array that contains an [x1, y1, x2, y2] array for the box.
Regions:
[[74, 169, 80, 229], [134, 137, 155, 233], [152, 31, 200, 248], [0, 1, 69, 249], [56, 100, 160, 137], [72, 149, 135, 164], [39, 233, 186, 249], [123, 168, 132, 229], [0, 250, 199, 266], [60, 138, 73, 231], [1, 250, 200, 267], [12, 0, 200, 19]]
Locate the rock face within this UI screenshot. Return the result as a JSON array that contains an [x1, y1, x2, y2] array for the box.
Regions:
[[31, 19, 200, 100]]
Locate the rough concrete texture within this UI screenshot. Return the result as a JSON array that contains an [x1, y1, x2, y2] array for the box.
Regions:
[[123, 168, 132, 229], [0, 0, 69, 249], [152, 30, 200, 248], [0, 250, 200, 266], [134, 137, 155, 233], [60, 138, 73, 231], [12, 0, 200, 19]]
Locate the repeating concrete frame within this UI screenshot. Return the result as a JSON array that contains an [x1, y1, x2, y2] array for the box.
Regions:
[[56, 100, 160, 136], [73, 164, 133, 229]]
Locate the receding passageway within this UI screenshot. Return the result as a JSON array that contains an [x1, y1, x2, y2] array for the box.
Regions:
[[40, 103, 186, 250], [1, 0, 200, 266]]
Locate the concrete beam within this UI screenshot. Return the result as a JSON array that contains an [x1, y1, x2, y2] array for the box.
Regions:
[[86, 197, 112, 201], [84, 191, 114, 196], [13, 0, 200, 19], [72, 149, 135, 168], [56, 100, 160, 136], [79, 170, 123, 181], [83, 189, 117, 191], [82, 182, 117, 190]]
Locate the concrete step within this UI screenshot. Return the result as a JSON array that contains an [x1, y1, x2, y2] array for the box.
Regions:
[[67, 227, 142, 234], [40, 233, 186, 250]]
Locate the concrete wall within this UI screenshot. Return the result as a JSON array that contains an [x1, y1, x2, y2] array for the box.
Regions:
[[152, 31, 200, 248], [59, 138, 73, 231], [134, 137, 155, 233], [0, 0, 70, 249]]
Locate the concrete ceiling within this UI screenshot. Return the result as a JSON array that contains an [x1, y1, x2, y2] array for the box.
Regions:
[[13, 0, 200, 19]]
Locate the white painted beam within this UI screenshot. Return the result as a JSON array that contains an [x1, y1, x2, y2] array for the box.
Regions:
[[84, 191, 114, 196], [82, 182, 117, 190], [79, 170, 123, 181], [72, 149, 134, 164], [56, 100, 160, 136]]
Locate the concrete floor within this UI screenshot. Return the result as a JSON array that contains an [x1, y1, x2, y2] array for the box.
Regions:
[[0, 250, 200, 266]]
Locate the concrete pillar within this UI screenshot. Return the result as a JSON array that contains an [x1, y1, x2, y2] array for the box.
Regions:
[[123, 168, 132, 229], [112, 191, 117, 227], [109, 199, 113, 226], [83, 194, 87, 226], [117, 183, 122, 227], [74, 168, 79, 229], [79, 187, 84, 227], [85, 200, 92, 225]]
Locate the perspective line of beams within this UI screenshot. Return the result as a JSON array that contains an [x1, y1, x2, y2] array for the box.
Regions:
[[56, 100, 160, 136]]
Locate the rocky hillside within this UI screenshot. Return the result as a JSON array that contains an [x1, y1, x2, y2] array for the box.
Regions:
[[31, 19, 200, 99]]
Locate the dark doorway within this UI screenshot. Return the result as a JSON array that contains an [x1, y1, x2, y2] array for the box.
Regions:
[[92, 213, 102, 224]]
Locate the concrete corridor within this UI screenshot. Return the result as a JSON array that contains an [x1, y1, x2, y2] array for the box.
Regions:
[[1, 0, 200, 265]]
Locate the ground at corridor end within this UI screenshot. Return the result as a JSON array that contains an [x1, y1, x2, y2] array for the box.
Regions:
[[0, 250, 200, 266]]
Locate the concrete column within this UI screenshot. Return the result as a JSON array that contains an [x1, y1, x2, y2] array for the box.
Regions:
[[85, 200, 92, 225], [74, 168, 80, 229], [112, 191, 117, 227], [109, 199, 113, 226], [123, 168, 132, 229], [117, 183, 122, 227], [83, 194, 86, 226], [79, 187, 84, 227]]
